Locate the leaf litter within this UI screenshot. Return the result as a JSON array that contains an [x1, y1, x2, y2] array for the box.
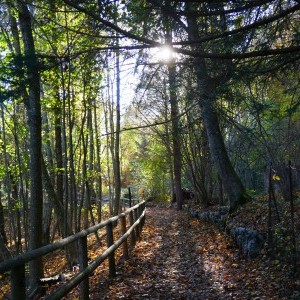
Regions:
[[91, 203, 298, 299], [1, 203, 298, 299]]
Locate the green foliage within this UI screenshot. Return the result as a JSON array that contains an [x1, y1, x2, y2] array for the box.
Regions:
[[128, 129, 171, 200], [0, 54, 26, 103], [0, 165, 6, 180], [0, 0, 299, 260]]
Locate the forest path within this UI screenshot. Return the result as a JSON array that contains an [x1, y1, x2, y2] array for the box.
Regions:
[[91, 203, 289, 299]]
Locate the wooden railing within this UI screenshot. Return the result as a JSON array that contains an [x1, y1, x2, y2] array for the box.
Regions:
[[0, 201, 146, 300]]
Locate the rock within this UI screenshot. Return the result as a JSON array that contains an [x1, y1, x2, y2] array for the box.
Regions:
[[197, 206, 229, 228], [228, 226, 266, 259], [187, 206, 266, 259]]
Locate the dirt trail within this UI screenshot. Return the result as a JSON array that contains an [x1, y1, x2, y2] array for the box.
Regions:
[[91, 204, 293, 299]]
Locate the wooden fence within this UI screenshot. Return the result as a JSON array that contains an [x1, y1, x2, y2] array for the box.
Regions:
[[0, 201, 146, 300]]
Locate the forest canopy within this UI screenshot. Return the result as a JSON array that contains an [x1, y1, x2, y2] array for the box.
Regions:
[[0, 0, 299, 292]]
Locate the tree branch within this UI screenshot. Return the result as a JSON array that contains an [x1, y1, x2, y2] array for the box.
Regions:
[[39, 44, 300, 62], [172, 3, 300, 45], [168, 0, 275, 17], [61, 0, 300, 61], [101, 102, 198, 136], [62, 0, 161, 47]]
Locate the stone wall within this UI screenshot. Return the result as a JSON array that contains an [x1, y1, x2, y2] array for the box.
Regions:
[[186, 206, 266, 258]]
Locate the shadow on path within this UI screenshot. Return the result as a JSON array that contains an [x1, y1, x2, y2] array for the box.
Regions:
[[92, 203, 292, 299]]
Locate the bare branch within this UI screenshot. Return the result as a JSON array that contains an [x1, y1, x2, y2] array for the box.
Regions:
[[101, 102, 198, 136]]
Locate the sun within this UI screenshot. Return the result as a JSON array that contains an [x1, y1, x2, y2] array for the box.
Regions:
[[158, 46, 174, 63]]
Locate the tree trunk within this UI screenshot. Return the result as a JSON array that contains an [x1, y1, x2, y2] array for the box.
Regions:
[[163, 92, 175, 203], [164, 9, 184, 210], [168, 61, 183, 209], [93, 98, 103, 223], [13, 106, 29, 250], [54, 104, 64, 231], [11, 175, 22, 253], [1, 105, 18, 252], [81, 100, 89, 228], [104, 93, 114, 215], [0, 184, 7, 247], [113, 45, 121, 216], [201, 97, 247, 210], [186, 3, 248, 211], [7, 3, 29, 250], [17, 0, 44, 288], [68, 91, 77, 231], [61, 68, 70, 235], [42, 112, 54, 245], [0, 234, 11, 261]]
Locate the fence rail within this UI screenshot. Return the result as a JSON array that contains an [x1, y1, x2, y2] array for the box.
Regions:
[[0, 201, 146, 300]]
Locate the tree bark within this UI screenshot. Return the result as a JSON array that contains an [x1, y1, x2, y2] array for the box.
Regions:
[[17, 0, 44, 289], [1, 105, 17, 252], [93, 98, 103, 223], [0, 185, 7, 247], [54, 104, 64, 230], [42, 157, 77, 265], [42, 112, 54, 245], [162, 91, 175, 203], [200, 94, 247, 210], [164, 5, 184, 210], [0, 234, 11, 261], [185, 3, 248, 211], [113, 42, 122, 216], [6, 3, 30, 250], [168, 60, 183, 209]]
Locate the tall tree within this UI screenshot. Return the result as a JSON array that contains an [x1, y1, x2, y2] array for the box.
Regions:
[[165, 36, 184, 209], [113, 46, 122, 215], [17, 0, 43, 290], [184, 2, 248, 211]]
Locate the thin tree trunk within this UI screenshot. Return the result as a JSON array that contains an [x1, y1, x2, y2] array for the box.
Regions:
[[63, 5, 77, 232], [68, 91, 77, 230], [94, 97, 103, 223], [42, 112, 54, 245], [0, 234, 11, 261], [42, 157, 77, 265], [168, 60, 183, 210], [87, 101, 99, 228], [61, 72, 69, 236], [17, 1, 44, 289], [11, 176, 22, 253], [6, 2, 29, 251], [164, 18, 183, 209], [113, 46, 121, 215], [1, 105, 17, 252], [54, 101, 64, 232], [0, 184, 8, 247], [106, 67, 114, 215], [81, 99, 89, 228], [163, 94, 175, 203], [105, 112, 113, 215], [12, 106, 28, 250]]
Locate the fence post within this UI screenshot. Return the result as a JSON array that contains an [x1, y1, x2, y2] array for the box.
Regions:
[[78, 236, 89, 299], [138, 204, 144, 233], [11, 264, 26, 300], [120, 215, 129, 259], [140, 203, 145, 229], [129, 211, 136, 246], [134, 208, 140, 239], [128, 187, 132, 208], [106, 222, 116, 277]]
